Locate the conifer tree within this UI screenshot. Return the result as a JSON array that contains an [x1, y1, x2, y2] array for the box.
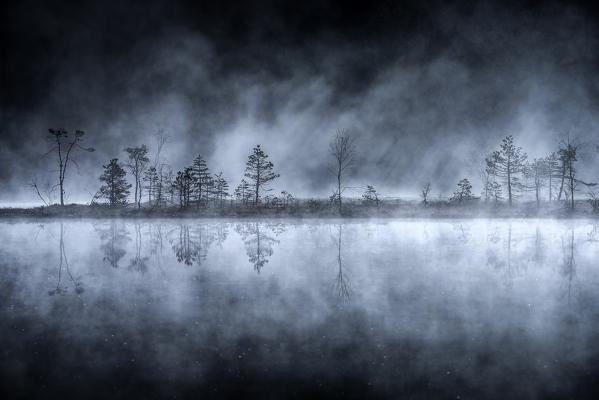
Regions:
[[244, 145, 280, 205], [99, 159, 131, 206], [450, 178, 474, 203], [191, 154, 211, 208], [486, 135, 527, 206]]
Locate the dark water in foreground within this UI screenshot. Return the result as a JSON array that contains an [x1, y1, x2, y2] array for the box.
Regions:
[[1, 218, 599, 399]]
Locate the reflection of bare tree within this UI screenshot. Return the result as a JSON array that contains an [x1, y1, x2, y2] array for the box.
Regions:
[[129, 223, 149, 273], [49, 222, 83, 296], [333, 224, 351, 302], [235, 223, 279, 273], [96, 221, 130, 268], [560, 229, 576, 304], [531, 225, 545, 266], [170, 224, 225, 266]]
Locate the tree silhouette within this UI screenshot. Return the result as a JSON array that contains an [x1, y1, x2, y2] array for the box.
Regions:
[[235, 179, 251, 205], [47, 129, 95, 205], [421, 182, 431, 206], [556, 136, 596, 209], [450, 178, 474, 203], [486, 135, 527, 206], [212, 172, 229, 207], [191, 154, 211, 208], [124, 145, 150, 208], [329, 129, 355, 211], [244, 145, 279, 205], [98, 159, 131, 206], [143, 166, 159, 206], [362, 185, 379, 206], [524, 158, 549, 208]]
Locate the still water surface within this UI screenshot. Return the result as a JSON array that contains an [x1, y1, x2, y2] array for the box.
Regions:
[[1, 219, 599, 399]]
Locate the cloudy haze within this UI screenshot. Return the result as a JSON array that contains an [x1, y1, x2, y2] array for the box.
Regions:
[[2, 0, 599, 204]]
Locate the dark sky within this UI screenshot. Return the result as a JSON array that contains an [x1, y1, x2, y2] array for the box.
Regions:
[[2, 0, 599, 204]]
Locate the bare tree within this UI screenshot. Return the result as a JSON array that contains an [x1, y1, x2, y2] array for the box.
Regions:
[[47, 129, 95, 205], [329, 129, 355, 211], [421, 182, 431, 205], [29, 178, 49, 206]]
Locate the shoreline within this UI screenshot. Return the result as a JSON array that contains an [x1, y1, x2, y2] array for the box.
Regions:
[[1, 202, 598, 219]]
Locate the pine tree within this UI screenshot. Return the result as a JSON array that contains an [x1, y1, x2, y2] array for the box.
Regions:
[[173, 170, 192, 208], [212, 172, 229, 207], [524, 158, 549, 208], [235, 179, 251, 205], [143, 166, 159, 206], [99, 159, 131, 206], [450, 178, 474, 203], [545, 152, 560, 202], [482, 180, 502, 203], [244, 145, 280, 205], [191, 154, 211, 208], [486, 135, 527, 206], [555, 138, 596, 210], [280, 190, 295, 207], [362, 185, 379, 206]]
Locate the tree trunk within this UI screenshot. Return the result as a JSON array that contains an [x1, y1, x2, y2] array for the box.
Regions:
[[255, 171, 260, 206], [507, 161, 512, 207], [558, 161, 566, 201], [569, 161, 575, 210], [337, 164, 342, 211]]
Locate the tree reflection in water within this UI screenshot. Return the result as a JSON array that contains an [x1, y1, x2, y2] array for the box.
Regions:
[[333, 224, 351, 302], [170, 223, 227, 266], [48, 222, 83, 296], [561, 228, 576, 305], [96, 221, 130, 268], [129, 223, 150, 273], [235, 222, 280, 273]]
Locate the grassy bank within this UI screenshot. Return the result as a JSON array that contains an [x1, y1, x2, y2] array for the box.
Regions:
[[1, 199, 598, 219]]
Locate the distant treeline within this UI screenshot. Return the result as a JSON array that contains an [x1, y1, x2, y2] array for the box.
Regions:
[[435, 135, 598, 212], [32, 129, 599, 214]]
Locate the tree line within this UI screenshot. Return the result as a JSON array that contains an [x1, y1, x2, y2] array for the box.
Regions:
[[97, 144, 285, 209], [41, 128, 599, 212], [431, 134, 598, 210]]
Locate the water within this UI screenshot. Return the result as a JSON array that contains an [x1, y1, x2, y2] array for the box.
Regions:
[[1, 218, 599, 399]]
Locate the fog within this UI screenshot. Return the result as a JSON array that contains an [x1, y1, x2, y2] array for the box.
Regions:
[[3, 1, 599, 204]]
